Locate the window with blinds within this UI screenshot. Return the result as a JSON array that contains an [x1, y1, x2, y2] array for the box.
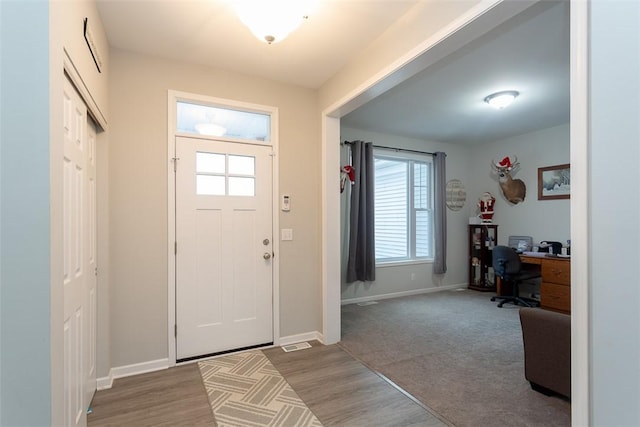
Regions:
[[374, 150, 434, 263]]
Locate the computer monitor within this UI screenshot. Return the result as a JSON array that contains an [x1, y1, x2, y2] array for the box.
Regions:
[[508, 235, 533, 252]]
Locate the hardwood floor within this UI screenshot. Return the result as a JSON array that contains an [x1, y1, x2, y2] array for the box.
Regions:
[[89, 342, 445, 426], [88, 363, 215, 426], [264, 342, 447, 426]]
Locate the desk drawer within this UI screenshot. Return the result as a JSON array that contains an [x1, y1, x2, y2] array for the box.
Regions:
[[542, 259, 571, 285], [541, 282, 571, 313]]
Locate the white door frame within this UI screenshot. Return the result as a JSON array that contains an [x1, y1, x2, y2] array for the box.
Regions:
[[167, 90, 280, 365], [321, 1, 589, 425]]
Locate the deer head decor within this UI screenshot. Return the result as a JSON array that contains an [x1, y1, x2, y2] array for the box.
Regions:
[[491, 156, 526, 204]]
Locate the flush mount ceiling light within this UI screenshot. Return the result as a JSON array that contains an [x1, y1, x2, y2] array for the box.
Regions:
[[195, 123, 227, 136], [233, 0, 318, 44], [484, 90, 519, 109]]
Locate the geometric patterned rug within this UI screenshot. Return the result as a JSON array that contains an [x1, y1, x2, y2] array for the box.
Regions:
[[198, 350, 323, 427]]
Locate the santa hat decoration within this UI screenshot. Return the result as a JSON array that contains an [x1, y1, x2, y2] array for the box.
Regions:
[[342, 165, 355, 183], [340, 165, 356, 193], [498, 156, 512, 168]]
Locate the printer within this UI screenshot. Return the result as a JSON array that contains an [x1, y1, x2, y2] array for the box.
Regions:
[[538, 241, 563, 255]]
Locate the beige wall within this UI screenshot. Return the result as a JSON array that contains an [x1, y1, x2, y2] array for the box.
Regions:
[[467, 123, 570, 245], [53, 0, 110, 123], [108, 50, 321, 368]]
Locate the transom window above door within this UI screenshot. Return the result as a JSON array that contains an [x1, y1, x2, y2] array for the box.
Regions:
[[196, 152, 256, 197], [177, 101, 271, 142]]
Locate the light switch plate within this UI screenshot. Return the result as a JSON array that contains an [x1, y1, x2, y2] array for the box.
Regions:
[[281, 229, 293, 241]]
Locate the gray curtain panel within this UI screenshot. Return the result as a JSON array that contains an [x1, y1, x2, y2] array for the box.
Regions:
[[346, 140, 375, 283], [433, 151, 447, 274]]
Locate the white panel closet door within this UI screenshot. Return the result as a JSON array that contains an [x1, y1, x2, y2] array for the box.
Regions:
[[63, 77, 96, 427]]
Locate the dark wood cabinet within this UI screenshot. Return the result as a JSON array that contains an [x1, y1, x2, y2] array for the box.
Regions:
[[468, 224, 498, 291], [506, 255, 571, 314]]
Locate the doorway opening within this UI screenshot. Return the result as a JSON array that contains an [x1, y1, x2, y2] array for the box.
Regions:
[[320, 0, 588, 423]]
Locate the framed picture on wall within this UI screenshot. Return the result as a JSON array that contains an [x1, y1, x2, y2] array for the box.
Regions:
[[538, 164, 570, 200]]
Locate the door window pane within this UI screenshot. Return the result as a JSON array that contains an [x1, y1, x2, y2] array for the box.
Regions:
[[196, 152, 225, 174], [228, 177, 255, 196], [195, 152, 257, 197], [197, 175, 225, 195], [228, 155, 255, 176]]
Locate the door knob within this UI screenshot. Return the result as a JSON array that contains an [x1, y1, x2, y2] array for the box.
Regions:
[[263, 252, 272, 260]]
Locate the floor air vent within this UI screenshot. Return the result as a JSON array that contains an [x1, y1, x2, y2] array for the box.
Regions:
[[281, 342, 312, 353], [357, 301, 379, 306]]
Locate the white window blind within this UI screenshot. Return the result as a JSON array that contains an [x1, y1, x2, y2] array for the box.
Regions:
[[374, 151, 433, 263]]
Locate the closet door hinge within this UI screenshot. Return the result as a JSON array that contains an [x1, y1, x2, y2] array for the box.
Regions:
[[172, 157, 179, 172], [174, 241, 177, 254], [174, 324, 177, 337]]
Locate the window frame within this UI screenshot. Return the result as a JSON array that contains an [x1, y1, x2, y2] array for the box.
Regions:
[[195, 152, 257, 197], [373, 149, 435, 266]]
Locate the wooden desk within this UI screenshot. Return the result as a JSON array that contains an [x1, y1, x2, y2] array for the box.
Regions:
[[497, 255, 571, 314]]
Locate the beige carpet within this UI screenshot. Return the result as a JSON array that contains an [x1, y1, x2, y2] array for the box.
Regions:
[[198, 350, 322, 427], [340, 289, 571, 427]]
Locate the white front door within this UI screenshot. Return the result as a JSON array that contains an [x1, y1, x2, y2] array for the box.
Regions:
[[63, 77, 97, 427], [175, 136, 273, 360]]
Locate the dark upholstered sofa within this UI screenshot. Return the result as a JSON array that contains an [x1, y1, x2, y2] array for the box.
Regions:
[[519, 307, 571, 399]]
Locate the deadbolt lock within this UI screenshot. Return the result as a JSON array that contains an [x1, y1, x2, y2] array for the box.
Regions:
[[263, 238, 270, 245]]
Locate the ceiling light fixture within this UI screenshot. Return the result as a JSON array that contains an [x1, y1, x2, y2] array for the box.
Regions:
[[233, 0, 317, 44], [484, 90, 519, 109], [195, 123, 227, 137]]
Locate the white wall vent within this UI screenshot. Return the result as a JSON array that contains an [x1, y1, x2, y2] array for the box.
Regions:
[[281, 342, 312, 353]]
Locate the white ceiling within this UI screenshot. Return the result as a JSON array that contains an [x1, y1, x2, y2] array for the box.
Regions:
[[342, 1, 570, 145], [97, 0, 569, 146], [96, 0, 420, 89]]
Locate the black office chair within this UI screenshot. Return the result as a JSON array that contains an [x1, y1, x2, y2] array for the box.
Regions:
[[491, 245, 541, 308]]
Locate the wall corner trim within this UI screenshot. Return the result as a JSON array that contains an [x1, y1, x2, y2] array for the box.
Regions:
[[96, 371, 114, 391], [279, 331, 324, 346], [97, 358, 170, 390]]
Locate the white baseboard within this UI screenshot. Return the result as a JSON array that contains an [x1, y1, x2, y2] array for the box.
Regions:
[[96, 335, 327, 389], [96, 358, 170, 390], [95, 285, 465, 390], [96, 372, 114, 391], [341, 283, 467, 305], [279, 331, 324, 346]]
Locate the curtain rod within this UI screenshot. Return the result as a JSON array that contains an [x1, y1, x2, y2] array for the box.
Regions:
[[342, 140, 435, 156]]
